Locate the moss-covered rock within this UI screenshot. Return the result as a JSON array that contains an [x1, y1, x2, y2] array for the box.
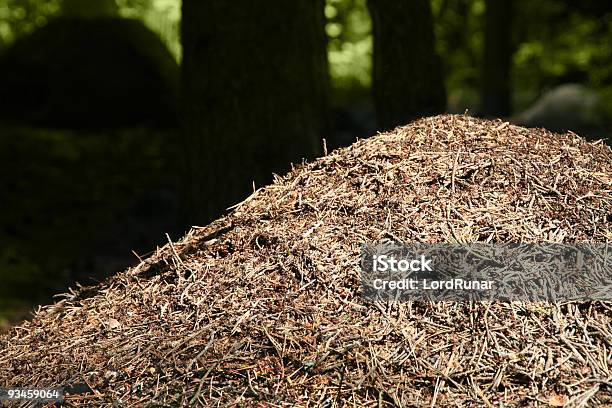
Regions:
[[0, 17, 179, 128]]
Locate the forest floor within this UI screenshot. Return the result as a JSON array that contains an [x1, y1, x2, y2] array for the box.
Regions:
[[0, 125, 183, 327]]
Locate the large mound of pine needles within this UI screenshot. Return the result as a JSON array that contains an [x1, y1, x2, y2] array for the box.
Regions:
[[1, 115, 611, 407]]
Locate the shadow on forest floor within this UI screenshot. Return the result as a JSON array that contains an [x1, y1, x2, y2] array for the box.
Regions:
[[0, 124, 183, 328]]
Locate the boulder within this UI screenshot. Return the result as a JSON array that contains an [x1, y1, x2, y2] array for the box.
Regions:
[[0, 17, 179, 128], [514, 83, 609, 140]]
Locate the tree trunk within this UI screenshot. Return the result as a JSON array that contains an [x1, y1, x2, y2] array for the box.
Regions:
[[481, 0, 513, 117], [181, 1, 329, 224], [368, 0, 446, 130]]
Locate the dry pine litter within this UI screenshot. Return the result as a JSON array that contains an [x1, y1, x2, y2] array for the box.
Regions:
[[1, 115, 611, 407]]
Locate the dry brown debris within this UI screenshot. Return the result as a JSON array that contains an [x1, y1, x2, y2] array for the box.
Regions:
[[1, 115, 611, 407]]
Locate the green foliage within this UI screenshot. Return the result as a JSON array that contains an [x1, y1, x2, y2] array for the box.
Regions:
[[117, 0, 180, 61], [432, 0, 612, 114], [512, 0, 612, 111], [434, 0, 484, 112], [431, 0, 484, 113], [325, 0, 372, 103], [0, 0, 60, 48]]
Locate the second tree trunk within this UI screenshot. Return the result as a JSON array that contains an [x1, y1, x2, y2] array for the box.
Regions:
[[481, 0, 513, 117]]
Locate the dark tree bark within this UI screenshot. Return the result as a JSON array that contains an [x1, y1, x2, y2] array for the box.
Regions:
[[181, 1, 329, 224], [368, 0, 446, 130], [481, 0, 513, 117]]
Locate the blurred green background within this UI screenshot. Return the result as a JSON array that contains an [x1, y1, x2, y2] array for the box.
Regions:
[[0, 0, 611, 326], [3, 0, 611, 112]]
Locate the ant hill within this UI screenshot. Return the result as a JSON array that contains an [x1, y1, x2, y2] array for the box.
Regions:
[[0, 17, 179, 129], [1, 115, 611, 406]]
